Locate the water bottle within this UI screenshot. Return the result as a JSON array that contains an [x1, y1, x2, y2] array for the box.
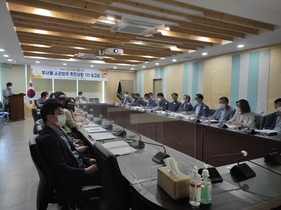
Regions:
[[189, 166, 201, 207]]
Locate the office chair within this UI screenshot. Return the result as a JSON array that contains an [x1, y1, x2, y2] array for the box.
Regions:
[[29, 136, 102, 210], [93, 142, 131, 210], [254, 114, 265, 129]]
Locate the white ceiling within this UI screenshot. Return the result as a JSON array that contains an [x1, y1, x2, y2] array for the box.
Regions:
[[0, 0, 281, 71]]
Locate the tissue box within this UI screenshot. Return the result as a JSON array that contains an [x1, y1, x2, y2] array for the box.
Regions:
[[157, 166, 190, 200]]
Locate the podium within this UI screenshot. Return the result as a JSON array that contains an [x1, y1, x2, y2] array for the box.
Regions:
[[9, 93, 25, 121]]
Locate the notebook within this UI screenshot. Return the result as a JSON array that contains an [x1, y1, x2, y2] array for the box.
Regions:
[[102, 141, 137, 156]]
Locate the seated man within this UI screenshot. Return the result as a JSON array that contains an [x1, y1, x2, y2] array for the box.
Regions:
[[177, 94, 193, 114], [153, 92, 169, 111], [36, 91, 49, 108], [142, 93, 156, 107], [168, 93, 181, 112], [122, 92, 131, 105], [192, 93, 209, 118], [37, 99, 100, 197], [264, 98, 281, 133], [204, 96, 235, 122]]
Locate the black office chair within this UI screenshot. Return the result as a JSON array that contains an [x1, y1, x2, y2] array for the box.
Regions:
[[29, 136, 102, 210], [255, 114, 265, 129], [93, 142, 131, 210]]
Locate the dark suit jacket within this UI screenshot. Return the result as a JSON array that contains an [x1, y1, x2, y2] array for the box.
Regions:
[[210, 106, 235, 122], [159, 99, 169, 111], [168, 100, 181, 112], [192, 103, 210, 117], [264, 112, 278, 130], [177, 102, 193, 112], [36, 125, 86, 195]]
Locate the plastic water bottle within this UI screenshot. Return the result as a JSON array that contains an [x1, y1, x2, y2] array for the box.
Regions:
[[201, 166, 212, 204], [189, 166, 201, 207]]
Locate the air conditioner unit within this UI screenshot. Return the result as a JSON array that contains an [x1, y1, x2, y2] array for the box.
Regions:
[[111, 19, 161, 36], [77, 52, 96, 59], [105, 48, 124, 55]]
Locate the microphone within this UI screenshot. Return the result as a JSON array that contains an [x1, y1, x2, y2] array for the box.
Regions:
[[110, 121, 127, 137], [129, 132, 169, 164], [264, 148, 281, 165], [199, 150, 248, 184], [244, 111, 264, 134]]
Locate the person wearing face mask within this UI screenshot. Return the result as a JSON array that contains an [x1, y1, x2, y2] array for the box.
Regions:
[[152, 92, 169, 111], [203, 96, 235, 122], [142, 93, 156, 107], [122, 91, 131, 105], [62, 97, 79, 135], [168, 93, 181, 112], [37, 99, 100, 198], [192, 93, 210, 118], [227, 99, 255, 128], [263, 98, 281, 133], [2, 82, 14, 113], [177, 94, 193, 114]]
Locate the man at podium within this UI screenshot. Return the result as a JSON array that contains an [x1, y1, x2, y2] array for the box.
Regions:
[[2, 82, 13, 112]]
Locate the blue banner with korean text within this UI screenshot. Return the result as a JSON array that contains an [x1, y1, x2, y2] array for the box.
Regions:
[[31, 65, 108, 81]]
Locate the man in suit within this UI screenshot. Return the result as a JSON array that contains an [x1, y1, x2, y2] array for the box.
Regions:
[[153, 92, 169, 111], [142, 93, 156, 107], [203, 96, 235, 122], [122, 91, 131, 105], [192, 93, 209, 118], [177, 94, 193, 114], [37, 99, 100, 197], [264, 98, 281, 133], [168, 93, 181, 112]]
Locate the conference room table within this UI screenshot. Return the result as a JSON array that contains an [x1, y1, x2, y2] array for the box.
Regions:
[[79, 121, 281, 210], [79, 103, 281, 166]]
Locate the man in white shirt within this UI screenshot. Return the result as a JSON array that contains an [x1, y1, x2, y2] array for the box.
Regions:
[[2, 82, 14, 112]]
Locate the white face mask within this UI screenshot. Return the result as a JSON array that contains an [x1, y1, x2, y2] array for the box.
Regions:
[[182, 99, 185, 104], [220, 104, 226, 109], [124, 94, 128, 97], [157, 98, 161, 102], [277, 107, 281, 112], [55, 114, 66, 127], [235, 106, 241, 113]]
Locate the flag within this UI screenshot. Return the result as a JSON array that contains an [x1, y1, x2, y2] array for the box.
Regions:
[[116, 81, 122, 101], [26, 76, 36, 108]]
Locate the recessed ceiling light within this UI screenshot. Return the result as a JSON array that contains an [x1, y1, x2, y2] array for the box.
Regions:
[[90, 65, 94, 67], [36, 61, 40, 64], [7, 59, 12, 62], [202, 52, 208, 56], [0, 49, 4, 52], [172, 59, 177, 62], [145, 61, 149, 64], [131, 68, 135, 70], [3, 54, 9, 57], [142, 66, 146, 68], [107, 16, 115, 21], [160, 57, 166, 60], [63, 63, 67, 66], [237, 44, 244, 48], [155, 63, 159, 65], [165, 26, 170, 31], [113, 66, 117, 69]]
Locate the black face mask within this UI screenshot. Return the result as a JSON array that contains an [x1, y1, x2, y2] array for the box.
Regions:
[[67, 104, 75, 111]]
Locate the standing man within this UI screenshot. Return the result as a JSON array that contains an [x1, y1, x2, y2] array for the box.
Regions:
[[192, 93, 209, 118], [2, 82, 14, 112]]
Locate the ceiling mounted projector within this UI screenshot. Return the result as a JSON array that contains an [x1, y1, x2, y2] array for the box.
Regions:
[[105, 48, 124, 55]]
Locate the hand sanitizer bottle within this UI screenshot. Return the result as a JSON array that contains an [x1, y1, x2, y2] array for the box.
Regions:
[[189, 166, 201, 207], [201, 165, 212, 204]]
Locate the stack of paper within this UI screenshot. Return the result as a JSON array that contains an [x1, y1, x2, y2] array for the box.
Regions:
[[85, 127, 107, 133], [89, 132, 116, 141], [102, 141, 137, 156], [255, 129, 278, 136]]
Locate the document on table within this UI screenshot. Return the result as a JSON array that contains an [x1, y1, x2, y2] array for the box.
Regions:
[[255, 129, 278, 136], [102, 141, 137, 156], [84, 127, 107, 133], [88, 132, 116, 141]]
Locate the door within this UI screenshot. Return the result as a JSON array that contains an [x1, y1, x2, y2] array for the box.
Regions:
[[153, 79, 162, 100]]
